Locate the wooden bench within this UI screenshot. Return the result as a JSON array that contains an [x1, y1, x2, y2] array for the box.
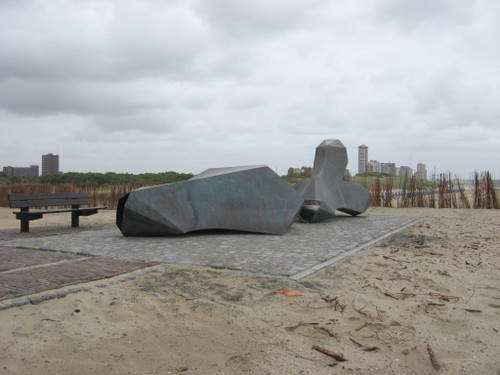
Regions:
[[8, 192, 107, 232]]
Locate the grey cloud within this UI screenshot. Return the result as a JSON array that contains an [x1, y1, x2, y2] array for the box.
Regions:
[[1, 0, 499, 176], [375, 0, 475, 31], [0, 0, 208, 83], [0, 79, 169, 116], [90, 110, 180, 134], [227, 92, 266, 110], [193, 0, 328, 38], [411, 67, 500, 130]]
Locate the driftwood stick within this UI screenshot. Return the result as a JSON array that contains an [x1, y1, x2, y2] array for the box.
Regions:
[[285, 322, 319, 332], [349, 337, 380, 351], [314, 326, 337, 337], [383, 291, 399, 300], [383, 255, 411, 263], [354, 322, 369, 331], [384, 290, 460, 301], [423, 251, 443, 256], [426, 343, 441, 370], [349, 337, 363, 347], [312, 345, 347, 361]]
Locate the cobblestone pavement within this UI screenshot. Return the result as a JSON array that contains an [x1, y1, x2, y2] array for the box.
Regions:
[[2, 215, 421, 278], [0, 223, 116, 242], [0, 246, 157, 302]]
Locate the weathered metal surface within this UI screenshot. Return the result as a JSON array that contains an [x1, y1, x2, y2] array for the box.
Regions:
[[116, 165, 303, 236], [295, 139, 371, 222]]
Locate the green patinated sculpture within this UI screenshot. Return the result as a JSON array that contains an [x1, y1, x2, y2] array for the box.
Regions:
[[116, 165, 303, 236], [295, 139, 371, 222], [116, 140, 371, 236]]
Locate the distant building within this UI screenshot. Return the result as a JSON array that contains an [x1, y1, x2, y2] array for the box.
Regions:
[[399, 166, 413, 178], [358, 145, 368, 174], [3, 165, 39, 179], [416, 163, 427, 180], [42, 153, 59, 176], [381, 162, 396, 175], [367, 160, 381, 173]]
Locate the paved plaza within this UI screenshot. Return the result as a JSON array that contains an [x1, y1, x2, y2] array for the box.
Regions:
[[2, 215, 421, 279], [0, 246, 156, 303]]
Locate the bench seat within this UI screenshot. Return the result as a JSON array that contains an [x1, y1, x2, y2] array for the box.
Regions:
[[15, 206, 106, 219], [8, 192, 107, 232]]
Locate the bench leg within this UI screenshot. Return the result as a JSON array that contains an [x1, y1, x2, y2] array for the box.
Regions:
[[20, 207, 30, 232], [71, 212, 80, 227], [21, 219, 29, 233]]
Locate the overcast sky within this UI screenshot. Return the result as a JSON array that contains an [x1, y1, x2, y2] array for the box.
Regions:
[[1, 0, 499, 177]]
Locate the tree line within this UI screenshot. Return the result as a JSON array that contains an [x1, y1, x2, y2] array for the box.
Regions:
[[0, 171, 193, 185]]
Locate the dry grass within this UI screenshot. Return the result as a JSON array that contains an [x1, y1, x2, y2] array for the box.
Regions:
[[368, 171, 498, 209], [0, 182, 143, 209], [0, 171, 498, 210]]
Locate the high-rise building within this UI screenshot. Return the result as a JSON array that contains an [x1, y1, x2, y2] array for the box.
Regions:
[[381, 162, 396, 175], [2, 165, 39, 179], [416, 163, 427, 180], [42, 153, 59, 176], [399, 166, 413, 178], [358, 144, 368, 174], [367, 160, 381, 173]]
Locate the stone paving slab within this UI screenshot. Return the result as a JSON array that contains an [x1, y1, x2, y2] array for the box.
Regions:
[[0, 246, 83, 272], [0, 257, 157, 301], [2, 215, 421, 278]]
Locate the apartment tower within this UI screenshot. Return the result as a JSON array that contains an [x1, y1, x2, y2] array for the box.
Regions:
[[416, 163, 427, 180], [42, 153, 59, 176], [358, 144, 368, 174]]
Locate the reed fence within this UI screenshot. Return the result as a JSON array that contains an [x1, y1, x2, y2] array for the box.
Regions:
[[0, 171, 498, 210], [0, 182, 143, 209], [367, 171, 498, 209]]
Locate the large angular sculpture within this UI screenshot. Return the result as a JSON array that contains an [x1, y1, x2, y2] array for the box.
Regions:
[[116, 165, 303, 236], [295, 139, 371, 222]]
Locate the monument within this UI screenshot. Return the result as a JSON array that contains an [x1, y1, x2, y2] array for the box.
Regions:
[[116, 139, 371, 236], [116, 165, 303, 236], [294, 139, 371, 222]]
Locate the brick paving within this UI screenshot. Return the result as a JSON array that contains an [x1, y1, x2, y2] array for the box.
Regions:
[[0, 256, 157, 301], [0, 223, 156, 303], [0, 246, 83, 272]]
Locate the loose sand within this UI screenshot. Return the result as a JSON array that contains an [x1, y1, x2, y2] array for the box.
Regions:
[[0, 207, 499, 374]]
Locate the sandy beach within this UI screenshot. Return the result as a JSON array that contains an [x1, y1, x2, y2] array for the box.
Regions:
[[0, 207, 499, 374]]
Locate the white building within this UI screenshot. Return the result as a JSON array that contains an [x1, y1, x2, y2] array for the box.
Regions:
[[367, 160, 381, 173], [416, 163, 427, 180], [399, 166, 413, 178], [358, 144, 368, 174], [381, 162, 396, 175]]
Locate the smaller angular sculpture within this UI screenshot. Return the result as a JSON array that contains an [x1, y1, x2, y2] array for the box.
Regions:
[[116, 165, 303, 236], [295, 139, 371, 222]]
